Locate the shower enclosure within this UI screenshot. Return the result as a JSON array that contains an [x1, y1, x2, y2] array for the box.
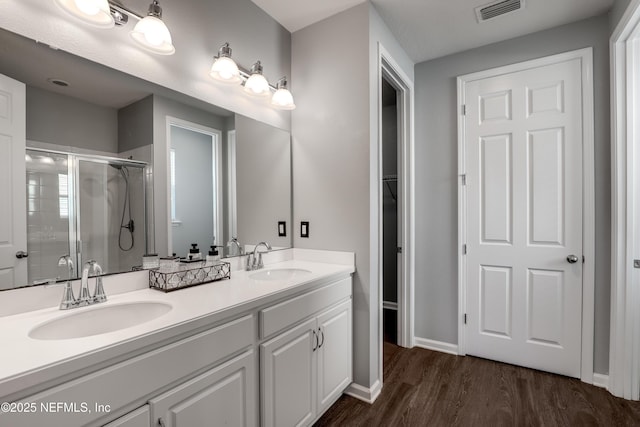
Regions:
[[25, 148, 147, 285]]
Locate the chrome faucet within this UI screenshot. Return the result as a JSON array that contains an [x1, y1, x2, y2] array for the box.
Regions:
[[91, 261, 107, 304], [60, 259, 106, 310], [58, 255, 76, 310], [228, 237, 243, 256], [246, 241, 272, 271]]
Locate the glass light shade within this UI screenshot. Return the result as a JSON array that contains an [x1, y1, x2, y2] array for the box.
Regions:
[[54, 0, 115, 28], [130, 16, 175, 55], [271, 88, 296, 110], [244, 73, 271, 97], [210, 57, 242, 84]]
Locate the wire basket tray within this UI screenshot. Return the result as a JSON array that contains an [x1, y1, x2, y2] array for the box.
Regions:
[[149, 261, 231, 292]]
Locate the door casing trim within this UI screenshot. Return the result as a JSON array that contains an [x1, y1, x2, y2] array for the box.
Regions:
[[609, 0, 640, 400]]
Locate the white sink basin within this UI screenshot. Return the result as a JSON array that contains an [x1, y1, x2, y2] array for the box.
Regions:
[[250, 268, 312, 281], [29, 301, 173, 340]]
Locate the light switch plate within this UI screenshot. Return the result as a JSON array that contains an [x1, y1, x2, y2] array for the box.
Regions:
[[278, 221, 286, 237], [301, 221, 309, 238]]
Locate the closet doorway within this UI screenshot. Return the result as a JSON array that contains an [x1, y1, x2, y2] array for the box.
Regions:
[[382, 77, 401, 345], [378, 47, 415, 389]]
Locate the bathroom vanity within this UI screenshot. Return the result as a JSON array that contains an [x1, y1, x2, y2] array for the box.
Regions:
[[0, 249, 354, 427]]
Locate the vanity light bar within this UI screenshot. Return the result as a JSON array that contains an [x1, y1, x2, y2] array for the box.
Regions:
[[55, 0, 175, 55], [210, 43, 296, 109]]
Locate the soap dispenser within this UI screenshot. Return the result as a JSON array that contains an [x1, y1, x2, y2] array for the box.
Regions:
[[188, 243, 202, 261], [206, 245, 220, 264]]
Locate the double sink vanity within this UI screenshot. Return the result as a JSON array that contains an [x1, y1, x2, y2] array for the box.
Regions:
[[0, 248, 354, 427], [0, 12, 351, 426]]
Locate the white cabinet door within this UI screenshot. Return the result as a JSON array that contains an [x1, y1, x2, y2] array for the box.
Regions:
[[0, 73, 26, 289], [261, 317, 316, 427], [316, 300, 352, 415], [103, 405, 150, 427], [149, 350, 256, 427]]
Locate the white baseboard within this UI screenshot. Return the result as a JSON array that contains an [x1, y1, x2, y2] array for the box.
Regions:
[[414, 337, 459, 355], [592, 373, 609, 389], [344, 380, 381, 404]]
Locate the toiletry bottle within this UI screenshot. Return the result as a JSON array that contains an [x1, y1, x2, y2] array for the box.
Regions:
[[142, 253, 159, 269], [160, 253, 179, 270], [206, 245, 220, 264], [188, 243, 201, 261]]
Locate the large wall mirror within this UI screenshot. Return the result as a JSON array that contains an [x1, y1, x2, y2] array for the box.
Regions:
[[0, 27, 292, 290]]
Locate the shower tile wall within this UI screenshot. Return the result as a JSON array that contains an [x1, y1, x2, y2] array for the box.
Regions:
[[26, 152, 70, 284]]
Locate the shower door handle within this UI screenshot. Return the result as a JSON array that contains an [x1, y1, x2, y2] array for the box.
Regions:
[[16, 251, 28, 259]]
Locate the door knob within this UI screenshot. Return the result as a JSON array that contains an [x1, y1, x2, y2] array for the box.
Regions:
[[15, 251, 28, 259], [566, 254, 579, 264]]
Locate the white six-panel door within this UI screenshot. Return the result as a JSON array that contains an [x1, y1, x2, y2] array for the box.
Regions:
[[462, 57, 584, 377], [0, 73, 26, 290]]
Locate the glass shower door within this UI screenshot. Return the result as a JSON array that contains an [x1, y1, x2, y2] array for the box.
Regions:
[[76, 158, 145, 274], [25, 150, 72, 284]]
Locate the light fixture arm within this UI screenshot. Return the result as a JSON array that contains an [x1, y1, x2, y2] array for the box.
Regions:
[[218, 42, 233, 58], [147, 0, 162, 18], [107, 0, 164, 24], [276, 77, 288, 90], [108, 1, 143, 24]]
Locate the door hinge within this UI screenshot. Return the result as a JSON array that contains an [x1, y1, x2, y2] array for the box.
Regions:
[[634, 259, 640, 269], [464, 314, 467, 324], [462, 105, 466, 115], [397, 247, 402, 254], [463, 244, 467, 255], [461, 174, 466, 186], [583, 255, 585, 264]]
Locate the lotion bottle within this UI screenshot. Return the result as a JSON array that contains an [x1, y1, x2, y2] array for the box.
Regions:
[[206, 245, 220, 264], [188, 243, 201, 261]]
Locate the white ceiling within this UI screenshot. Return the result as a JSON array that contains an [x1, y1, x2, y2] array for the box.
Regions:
[[251, 0, 614, 63]]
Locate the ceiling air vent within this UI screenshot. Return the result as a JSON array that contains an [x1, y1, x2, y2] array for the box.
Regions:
[[475, 0, 525, 22]]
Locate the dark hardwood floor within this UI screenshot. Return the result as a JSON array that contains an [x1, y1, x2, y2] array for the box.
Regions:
[[315, 343, 640, 426]]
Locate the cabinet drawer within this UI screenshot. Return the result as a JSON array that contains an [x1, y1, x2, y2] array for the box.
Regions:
[[0, 315, 254, 427], [259, 277, 351, 339]]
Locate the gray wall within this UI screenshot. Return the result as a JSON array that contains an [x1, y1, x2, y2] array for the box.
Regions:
[[292, 2, 415, 389], [118, 96, 153, 153], [170, 126, 214, 257], [235, 115, 291, 249], [414, 14, 611, 374], [27, 86, 117, 152], [610, 0, 632, 31], [292, 3, 372, 386]]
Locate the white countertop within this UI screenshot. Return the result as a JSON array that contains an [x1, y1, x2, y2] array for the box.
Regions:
[[0, 250, 354, 400]]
